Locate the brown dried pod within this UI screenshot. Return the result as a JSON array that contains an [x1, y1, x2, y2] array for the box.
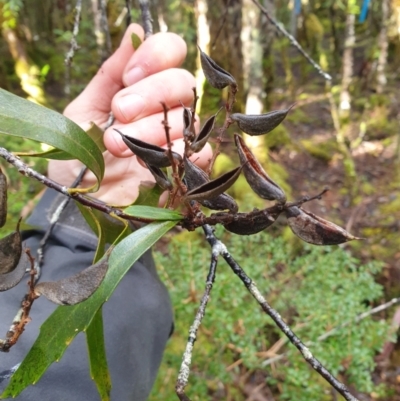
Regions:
[[145, 164, 173, 190], [116, 129, 182, 168], [190, 114, 216, 153], [183, 158, 238, 212], [285, 206, 360, 245], [0, 219, 22, 274], [34, 258, 109, 305], [0, 167, 7, 228], [235, 134, 286, 204], [0, 250, 30, 292], [182, 105, 195, 141], [230, 106, 293, 136], [198, 46, 237, 89], [184, 166, 242, 203], [224, 210, 280, 235]]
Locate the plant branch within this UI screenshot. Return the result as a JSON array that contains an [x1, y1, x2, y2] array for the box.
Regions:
[[202, 225, 359, 401], [250, 0, 332, 82], [138, 0, 153, 39], [262, 297, 400, 366], [175, 236, 219, 401]]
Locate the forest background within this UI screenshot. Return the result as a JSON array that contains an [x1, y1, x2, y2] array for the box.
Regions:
[[1, 0, 400, 400]]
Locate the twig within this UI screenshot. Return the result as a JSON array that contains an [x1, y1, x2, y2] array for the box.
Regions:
[[0, 147, 149, 223], [0, 250, 39, 352], [207, 83, 237, 175], [202, 225, 359, 401], [175, 234, 219, 401], [262, 297, 400, 366], [250, 0, 332, 82], [125, 0, 132, 27], [99, 0, 112, 60], [139, 0, 153, 39]]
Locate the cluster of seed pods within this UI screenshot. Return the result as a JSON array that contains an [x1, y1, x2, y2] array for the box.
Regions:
[[117, 48, 358, 246], [0, 48, 358, 307]]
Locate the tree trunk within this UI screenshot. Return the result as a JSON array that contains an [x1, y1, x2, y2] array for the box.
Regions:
[[339, 1, 356, 116], [376, 0, 390, 94]]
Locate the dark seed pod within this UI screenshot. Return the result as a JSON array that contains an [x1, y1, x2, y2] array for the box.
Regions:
[[285, 206, 360, 245], [35, 258, 109, 305], [116, 129, 182, 168], [224, 210, 280, 235], [184, 165, 242, 204], [183, 158, 238, 212], [235, 134, 286, 204], [182, 105, 195, 141], [0, 250, 30, 292], [198, 46, 237, 89], [0, 167, 7, 228], [190, 114, 216, 153], [230, 106, 293, 136], [145, 164, 173, 190], [0, 219, 22, 274]]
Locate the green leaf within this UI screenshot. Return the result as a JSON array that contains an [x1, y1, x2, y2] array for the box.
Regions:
[[1, 221, 176, 399], [86, 309, 111, 401], [0, 89, 104, 189], [131, 33, 142, 50], [76, 203, 131, 259], [124, 205, 183, 221], [133, 182, 163, 207], [15, 122, 106, 160]]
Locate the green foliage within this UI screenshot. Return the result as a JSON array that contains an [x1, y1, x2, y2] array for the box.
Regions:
[[151, 229, 386, 400]]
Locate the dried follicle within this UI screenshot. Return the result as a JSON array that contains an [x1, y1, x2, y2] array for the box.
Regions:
[[116, 129, 182, 168], [182, 105, 195, 141], [285, 206, 360, 245], [146, 164, 173, 190], [34, 258, 109, 305], [190, 113, 217, 153], [183, 160, 240, 211], [183, 158, 238, 212], [198, 46, 237, 90], [0, 167, 7, 228], [0, 250, 30, 292], [230, 105, 293, 136], [0, 218, 22, 274], [223, 210, 281, 235], [234, 134, 286, 204]]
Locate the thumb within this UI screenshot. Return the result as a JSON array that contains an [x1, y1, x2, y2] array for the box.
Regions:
[[63, 24, 144, 127]]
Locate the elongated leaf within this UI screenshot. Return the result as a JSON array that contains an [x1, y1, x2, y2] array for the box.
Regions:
[[0, 89, 104, 188], [1, 221, 176, 398], [124, 205, 183, 221], [86, 309, 111, 401], [76, 203, 131, 257]]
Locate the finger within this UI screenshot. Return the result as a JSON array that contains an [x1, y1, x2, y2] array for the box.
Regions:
[[123, 32, 187, 86], [63, 24, 144, 124], [104, 108, 200, 157], [112, 69, 195, 124]]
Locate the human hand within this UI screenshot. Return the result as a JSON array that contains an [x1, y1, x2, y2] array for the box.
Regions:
[[48, 24, 211, 205]]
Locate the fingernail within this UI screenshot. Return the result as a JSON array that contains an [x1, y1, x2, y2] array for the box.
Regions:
[[117, 94, 146, 122], [124, 66, 146, 86]]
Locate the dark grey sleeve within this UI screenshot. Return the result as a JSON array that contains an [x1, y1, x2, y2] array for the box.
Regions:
[[0, 189, 173, 401]]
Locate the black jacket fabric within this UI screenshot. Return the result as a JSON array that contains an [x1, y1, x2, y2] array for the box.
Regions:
[[0, 189, 173, 400]]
